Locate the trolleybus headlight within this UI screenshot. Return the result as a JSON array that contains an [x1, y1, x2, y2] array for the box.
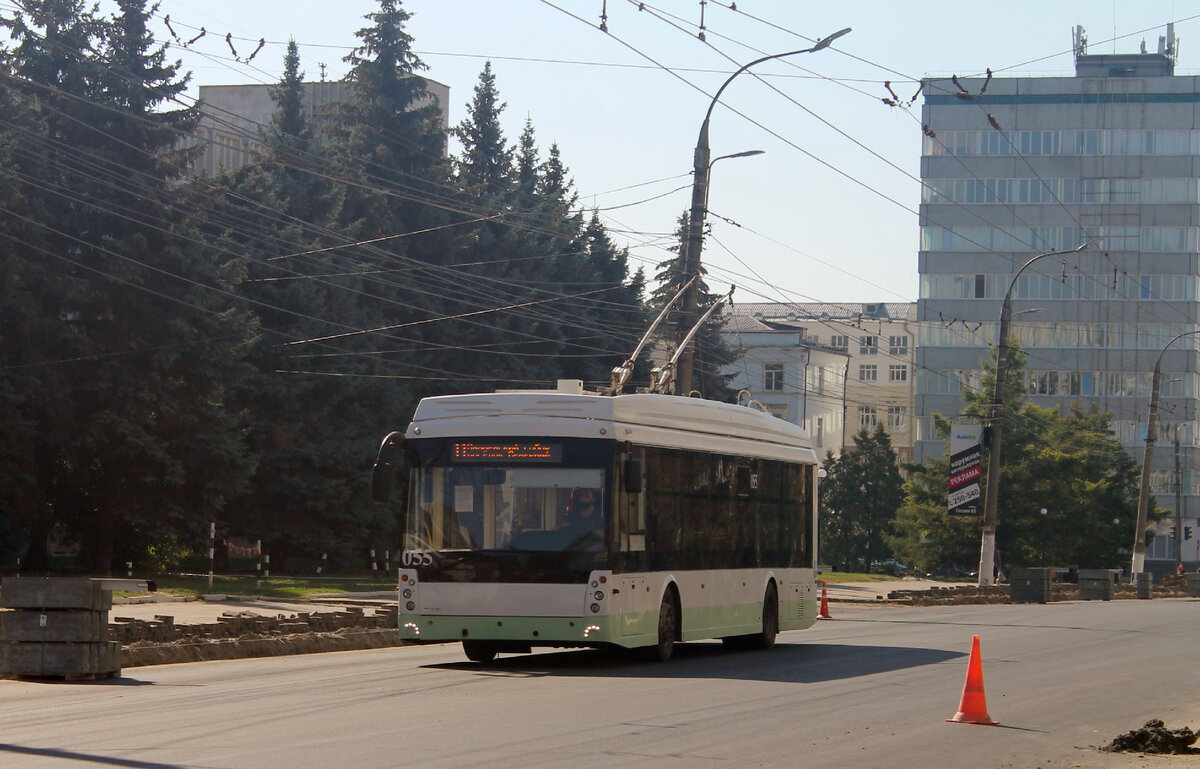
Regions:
[[402, 589, 413, 599], [590, 603, 601, 613], [594, 591, 604, 601], [406, 601, 416, 611], [591, 580, 598, 588]]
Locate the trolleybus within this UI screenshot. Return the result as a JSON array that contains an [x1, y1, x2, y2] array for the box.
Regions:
[[371, 379, 822, 662]]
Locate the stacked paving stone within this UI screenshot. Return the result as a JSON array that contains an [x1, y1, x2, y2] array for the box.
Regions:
[[1, 578, 122, 680], [109, 605, 398, 644]]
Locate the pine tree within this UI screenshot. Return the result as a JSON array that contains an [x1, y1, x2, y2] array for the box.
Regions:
[[454, 61, 512, 202], [651, 211, 739, 400], [0, 0, 255, 572]]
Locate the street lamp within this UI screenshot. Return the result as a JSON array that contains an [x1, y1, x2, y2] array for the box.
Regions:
[[675, 28, 851, 396], [977, 242, 1092, 587], [704, 149, 765, 213], [1040, 507, 1048, 567], [1132, 328, 1200, 575]]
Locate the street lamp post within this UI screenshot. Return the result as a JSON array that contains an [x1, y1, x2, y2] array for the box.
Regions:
[[1132, 328, 1200, 575], [675, 27, 851, 396], [1040, 507, 1048, 566], [977, 242, 1091, 587]]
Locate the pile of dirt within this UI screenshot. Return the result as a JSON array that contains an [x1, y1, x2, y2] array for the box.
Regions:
[[1101, 719, 1199, 755]]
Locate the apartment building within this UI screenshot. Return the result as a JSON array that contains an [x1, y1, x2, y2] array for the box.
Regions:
[[723, 302, 916, 461], [189, 78, 450, 175]]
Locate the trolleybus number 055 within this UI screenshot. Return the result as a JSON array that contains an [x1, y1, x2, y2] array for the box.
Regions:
[[401, 550, 436, 567]]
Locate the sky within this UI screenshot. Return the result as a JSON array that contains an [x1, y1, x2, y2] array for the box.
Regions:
[[95, 2, 1200, 306]]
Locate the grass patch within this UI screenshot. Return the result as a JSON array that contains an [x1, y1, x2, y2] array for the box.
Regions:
[[818, 572, 899, 583], [124, 574, 398, 599]]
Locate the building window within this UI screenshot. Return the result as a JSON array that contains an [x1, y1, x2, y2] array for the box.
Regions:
[[816, 417, 823, 446], [858, 406, 877, 428], [830, 335, 849, 350], [859, 364, 877, 381], [889, 335, 909, 356], [887, 405, 907, 429], [860, 335, 878, 355], [764, 363, 784, 392], [889, 364, 908, 382]]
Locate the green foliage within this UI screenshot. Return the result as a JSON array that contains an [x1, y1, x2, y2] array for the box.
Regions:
[[818, 425, 905, 571], [0, 0, 649, 575], [651, 211, 739, 400], [145, 534, 193, 574], [888, 343, 1143, 572]]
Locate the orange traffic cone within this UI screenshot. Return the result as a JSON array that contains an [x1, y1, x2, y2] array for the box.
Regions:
[[947, 635, 997, 725], [818, 580, 832, 619]]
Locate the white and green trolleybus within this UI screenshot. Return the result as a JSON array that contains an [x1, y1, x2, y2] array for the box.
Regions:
[[371, 379, 822, 663]]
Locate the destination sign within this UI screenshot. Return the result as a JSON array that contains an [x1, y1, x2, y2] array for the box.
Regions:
[[452, 442, 562, 463]]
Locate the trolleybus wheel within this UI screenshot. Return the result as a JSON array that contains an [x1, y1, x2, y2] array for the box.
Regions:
[[754, 584, 779, 650], [463, 640, 498, 663], [654, 590, 678, 662]]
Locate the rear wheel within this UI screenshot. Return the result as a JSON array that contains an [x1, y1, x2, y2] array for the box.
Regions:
[[463, 640, 498, 664], [654, 590, 678, 662], [723, 584, 779, 651]]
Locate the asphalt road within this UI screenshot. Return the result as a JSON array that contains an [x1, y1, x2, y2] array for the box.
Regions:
[[3, 599, 1198, 769]]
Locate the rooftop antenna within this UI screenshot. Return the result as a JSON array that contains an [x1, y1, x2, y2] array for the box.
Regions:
[[610, 275, 698, 396]]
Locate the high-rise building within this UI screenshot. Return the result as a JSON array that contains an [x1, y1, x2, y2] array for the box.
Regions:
[[916, 25, 1198, 570]]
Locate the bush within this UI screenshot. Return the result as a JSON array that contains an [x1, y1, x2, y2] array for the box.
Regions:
[[145, 535, 193, 574]]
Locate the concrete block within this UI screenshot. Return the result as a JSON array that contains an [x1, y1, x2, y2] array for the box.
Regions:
[[0, 610, 106, 642], [1077, 569, 1116, 600], [0, 641, 121, 677], [1, 578, 112, 611]]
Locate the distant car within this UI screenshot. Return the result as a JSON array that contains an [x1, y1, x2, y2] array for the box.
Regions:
[[870, 559, 915, 577]]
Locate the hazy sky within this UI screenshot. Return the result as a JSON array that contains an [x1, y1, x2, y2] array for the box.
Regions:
[[98, 2, 1200, 305]]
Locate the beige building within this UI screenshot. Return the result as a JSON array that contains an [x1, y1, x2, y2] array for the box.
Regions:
[[722, 314, 849, 459], [189, 78, 450, 176], [724, 302, 917, 461]]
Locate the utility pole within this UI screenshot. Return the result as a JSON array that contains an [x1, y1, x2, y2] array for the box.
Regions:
[[1133, 328, 1200, 575], [675, 28, 850, 396], [1175, 424, 1183, 573], [977, 244, 1091, 587]]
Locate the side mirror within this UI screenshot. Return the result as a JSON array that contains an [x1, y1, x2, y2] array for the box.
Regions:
[[623, 458, 643, 494], [371, 461, 394, 504], [371, 431, 406, 504]]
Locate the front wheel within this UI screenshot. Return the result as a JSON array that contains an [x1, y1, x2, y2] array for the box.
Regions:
[[463, 640, 498, 664], [753, 585, 779, 651], [653, 590, 677, 662]]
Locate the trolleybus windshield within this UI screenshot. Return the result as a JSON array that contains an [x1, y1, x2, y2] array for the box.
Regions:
[[402, 437, 611, 580]]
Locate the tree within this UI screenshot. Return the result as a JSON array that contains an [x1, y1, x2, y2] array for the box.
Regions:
[[0, 0, 255, 572], [888, 343, 1144, 573], [818, 425, 905, 571], [651, 212, 739, 400]]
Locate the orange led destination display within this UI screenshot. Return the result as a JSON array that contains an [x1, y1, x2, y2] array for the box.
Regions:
[[453, 441, 562, 463]]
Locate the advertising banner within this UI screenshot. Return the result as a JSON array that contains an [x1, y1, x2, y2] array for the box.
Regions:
[[948, 424, 982, 516]]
